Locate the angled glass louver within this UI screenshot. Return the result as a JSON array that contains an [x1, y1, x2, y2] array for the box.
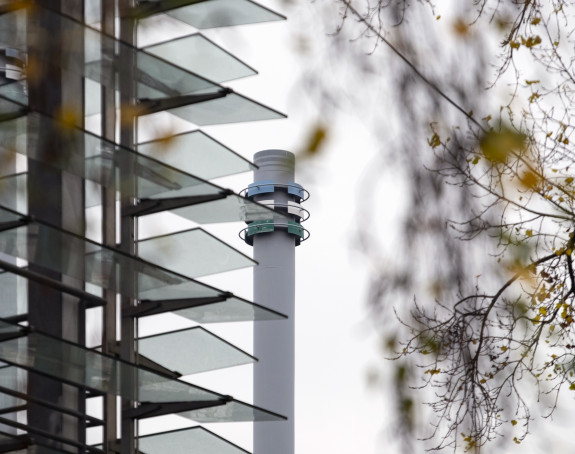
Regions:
[[176, 399, 284, 423], [0, 0, 291, 450], [0, 99, 286, 223], [168, 295, 286, 323], [160, 92, 285, 126], [0, 206, 230, 299], [0, 5, 284, 124], [0, 173, 26, 215], [138, 326, 255, 376], [0, 319, 283, 424], [0, 205, 286, 322], [138, 228, 255, 279], [143, 34, 257, 83], [6, 166, 283, 224], [138, 426, 250, 454], [137, 130, 255, 180], [0, 271, 26, 319], [0, 262, 285, 323], [0, 320, 220, 403], [158, 0, 285, 29]]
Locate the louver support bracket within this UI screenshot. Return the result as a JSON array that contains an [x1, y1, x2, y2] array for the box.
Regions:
[[123, 293, 233, 318], [122, 190, 233, 217], [124, 398, 231, 420], [135, 88, 232, 116]]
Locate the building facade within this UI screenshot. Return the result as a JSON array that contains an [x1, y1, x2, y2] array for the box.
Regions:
[[0, 1, 302, 452]]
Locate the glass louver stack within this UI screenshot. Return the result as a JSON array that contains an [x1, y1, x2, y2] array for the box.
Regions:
[[0, 0, 287, 452]]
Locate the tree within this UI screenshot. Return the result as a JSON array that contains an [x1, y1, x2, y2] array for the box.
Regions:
[[304, 0, 575, 451]]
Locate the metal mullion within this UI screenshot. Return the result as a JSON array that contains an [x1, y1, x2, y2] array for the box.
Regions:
[[118, 1, 138, 452], [101, 0, 118, 451]]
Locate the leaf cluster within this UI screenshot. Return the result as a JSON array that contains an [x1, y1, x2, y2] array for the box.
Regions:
[[328, 0, 575, 451]]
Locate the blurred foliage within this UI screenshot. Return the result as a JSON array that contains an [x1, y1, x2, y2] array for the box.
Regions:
[[297, 122, 330, 163], [302, 0, 575, 451]]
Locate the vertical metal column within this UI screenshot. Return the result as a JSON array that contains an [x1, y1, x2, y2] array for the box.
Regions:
[[101, 0, 118, 450], [253, 150, 296, 454], [118, 2, 138, 453], [27, 1, 86, 449]]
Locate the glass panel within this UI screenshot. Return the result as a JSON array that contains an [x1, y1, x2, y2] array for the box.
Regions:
[[0, 267, 111, 319], [0, 105, 282, 221], [166, 194, 284, 224], [139, 426, 250, 454], [0, 204, 24, 225], [137, 130, 255, 180], [0, 95, 24, 117], [0, 81, 27, 106], [0, 6, 222, 102], [138, 327, 255, 376], [0, 173, 27, 215], [135, 51, 217, 100], [0, 220, 187, 298], [138, 228, 255, 278], [165, 92, 285, 126], [0, 110, 205, 200], [177, 399, 285, 423], [0, 207, 279, 308], [164, 0, 285, 29], [143, 34, 256, 83], [0, 272, 26, 319], [0, 321, 222, 403], [137, 278, 286, 322], [0, 366, 24, 411], [170, 295, 286, 324], [0, 209, 222, 301], [0, 6, 283, 127]]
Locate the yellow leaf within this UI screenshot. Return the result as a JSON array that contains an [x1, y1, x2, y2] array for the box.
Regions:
[[452, 18, 470, 36], [511, 420, 518, 426], [500, 346, 508, 352], [480, 127, 525, 164], [471, 156, 480, 165], [526, 229, 533, 237], [565, 177, 574, 184], [569, 383, 575, 390], [531, 17, 541, 25], [303, 124, 328, 156], [425, 368, 441, 375], [428, 132, 441, 149], [519, 170, 539, 189], [521, 35, 542, 48]]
